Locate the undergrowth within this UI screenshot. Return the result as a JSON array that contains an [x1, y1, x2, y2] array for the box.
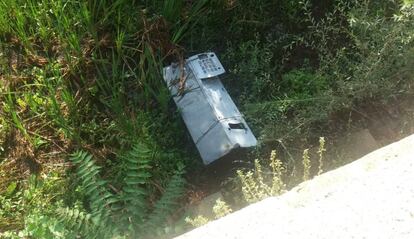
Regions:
[[217, 0, 414, 145], [185, 139, 326, 229], [0, 0, 207, 237], [1, 0, 414, 237]]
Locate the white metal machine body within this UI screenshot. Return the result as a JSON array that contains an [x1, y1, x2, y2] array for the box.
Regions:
[[163, 52, 257, 165]]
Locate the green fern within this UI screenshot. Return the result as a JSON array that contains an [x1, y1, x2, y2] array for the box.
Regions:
[[69, 151, 115, 236], [56, 207, 95, 238], [143, 165, 186, 233], [27, 145, 185, 238], [118, 143, 153, 227]]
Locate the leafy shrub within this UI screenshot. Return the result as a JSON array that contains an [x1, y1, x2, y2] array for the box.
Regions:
[[280, 69, 328, 99], [223, 36, 278, 104], [219, 0, 414, 143]]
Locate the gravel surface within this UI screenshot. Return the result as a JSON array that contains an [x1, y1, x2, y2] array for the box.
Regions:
[[177, 134, 414, 239]]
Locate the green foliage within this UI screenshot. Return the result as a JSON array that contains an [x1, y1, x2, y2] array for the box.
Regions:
[[184, 215, 209, 228], [212, 199, 233, 219], [237, 151, 286, 204], [69, 151, 113, 230], [217, 0, 414, 143], [186, 0, 311, 50], [0, 0, 199, 234], [184, 198, 232, 228], [301, 136, 326, 182], [302, 149, 311, 181], [55, 207, 99, 239], [223, 36, 278, 103], [0, 116, 7, 155], [280, 69, 328, 99], [0, 0, 208, 151], [20, 147, 187, 238], [117, 144, 153, 227], [1, 0, 414, 237], [0, 192, 25, 231], [0, 172, 68, 236], [317, 137, 326, 175]]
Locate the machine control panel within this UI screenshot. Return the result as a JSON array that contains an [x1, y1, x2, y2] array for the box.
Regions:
[[187, 52, 226, 79]]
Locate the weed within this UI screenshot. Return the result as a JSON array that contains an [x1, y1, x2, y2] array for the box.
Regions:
[[0, 172, 68, 234], [237, 150, 286, 204], [317, 137, 326, 175], [185, 215, 209, 228], [184, 198, 232, 228], [213, 199, 233, 219], [302, 149, 311, 181]]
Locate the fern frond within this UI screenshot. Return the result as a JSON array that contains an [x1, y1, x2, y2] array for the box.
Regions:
[[69, 151, 115, 224], [143, 167, 186, 233], [118, 143, 153, 224], [56, 207, 95, 237]]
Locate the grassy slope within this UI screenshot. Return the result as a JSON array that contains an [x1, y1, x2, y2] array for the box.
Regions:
[[0, 0, 207, 236], [1, 0, 414, 237]]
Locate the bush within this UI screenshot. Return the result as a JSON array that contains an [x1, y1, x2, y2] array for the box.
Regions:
[[219, 0, 414, 143]]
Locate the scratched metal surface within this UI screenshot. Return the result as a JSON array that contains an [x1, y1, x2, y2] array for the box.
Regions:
[[163, 54, 257, 164]]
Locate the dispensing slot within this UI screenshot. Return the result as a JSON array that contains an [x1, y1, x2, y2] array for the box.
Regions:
[[228, 123, 246, 130]]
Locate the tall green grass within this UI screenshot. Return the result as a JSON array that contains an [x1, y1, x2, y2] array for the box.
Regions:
[[0, 0, 208, 236], [0, 0, 209, 149]]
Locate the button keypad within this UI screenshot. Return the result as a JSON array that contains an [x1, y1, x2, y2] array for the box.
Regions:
[[199, 58, 219, 74]]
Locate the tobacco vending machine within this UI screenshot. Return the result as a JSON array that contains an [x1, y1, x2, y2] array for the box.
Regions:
[[163, 52, 257, 165]]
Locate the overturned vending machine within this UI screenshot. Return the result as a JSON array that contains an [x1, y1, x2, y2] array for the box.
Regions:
[[163, 52, 257, 165]]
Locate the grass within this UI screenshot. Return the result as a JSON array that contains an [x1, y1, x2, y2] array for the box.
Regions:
[[0, 0, 207, 236], [1, 0, 414, 237]]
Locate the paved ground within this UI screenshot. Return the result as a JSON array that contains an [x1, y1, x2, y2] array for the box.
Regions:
[[177, 134, 414, 239]]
